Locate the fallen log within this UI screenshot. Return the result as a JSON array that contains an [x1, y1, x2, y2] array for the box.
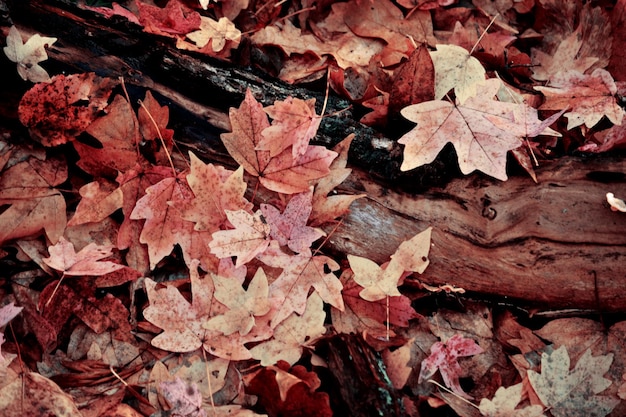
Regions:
[[3, 0, 626, 313]]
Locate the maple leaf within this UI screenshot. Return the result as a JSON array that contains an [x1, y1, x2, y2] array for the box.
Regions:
[[144, 263, 271, 360], [258, 96, 321, 159], [0, 303, 23, 367], [202, 268, 272, 336], [479, 383, 545, 417], [0, 157, 67, 245], [186, 16, 241, 52], [251, 19, 384, 71], [246, 361, 332, 417], [260, 188, 324, 256], [137, 0, 201, 36], [130, 173, 215, 270], [137, 90, 175, 167], [430, 44, 486, 104], [18, 73, 115, 147], [74, 94, 142, 178], [221, 90, 336, 194], [342, 0, 436, 64], [348, 255, 403, 301], [331, 270, 419, 340], [0, 368, 82, 417], [531, 27, 598, 82], [249, 292, 326, 366], [398, 79, 525, 180], [607, 193, 626, 212], [258, 242, 343, 327], [527, 346, 619, 417], [67, 180, 123, 227], [3, 25, 57, 83], [160, 377, 206, 417], [349, 227, 431, 301], [179, 152, 251, 233], [389, 43, 435, 115], [418, 333, 484, 399], [209, 209, 271, 268], [535, 69, 624, 130], [43, 236, 124, 276], [310, 134, 365, 226]]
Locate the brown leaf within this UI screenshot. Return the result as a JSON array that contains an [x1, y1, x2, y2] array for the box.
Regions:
[[390, 44, 435, 116]]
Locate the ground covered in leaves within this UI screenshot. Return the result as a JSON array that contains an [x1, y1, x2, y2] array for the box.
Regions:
[[1, 0, 626, 416]]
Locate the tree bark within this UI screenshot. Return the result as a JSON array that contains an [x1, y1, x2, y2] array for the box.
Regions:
[[3, 0, 626, 312]]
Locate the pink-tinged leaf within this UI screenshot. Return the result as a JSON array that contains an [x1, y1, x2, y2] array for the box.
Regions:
[[249, 292, 326, 366], [260, 187, 324, 255], [0, 302, 23, 364], [129, 174, 198, 270], [209, 210, 271, 268], [179, 152, 251, 232], [259, 242, 343, 327], [160, 377, 207, 417], [43, 236, 124, 276], [258, 96, 322, 159], [535, 69, 624, 130], [259, 145, 337, 194], [418, 334, 484, 399], [399, 79, 523, 180]]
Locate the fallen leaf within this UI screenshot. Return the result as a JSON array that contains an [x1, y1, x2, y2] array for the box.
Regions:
[[479, 383, 545, 417], [3, 25, 57, 83], [18, 72, 114, 147], [0, 368, 82, 417], [249, 292, 326, 366], [260, 188, 324, 255], [535, 69, 624, 130], [160, 377, 206, 417], [348, 255, 403, 301], [43, 236, 124, 276], [310, 134, 365, 226], [0, 303, 22, 368], [0, 157, 67, 245], [389, 43, 435, 115], [202, 268, 272, 336], [67, 180, 123, 227], [179, 152, 251, 233], [258, 242, 343, 327], [186, 16, 241, 52], [430, 44, 486, 104], [607, 192, 626, 212], [527, 346, 619, 417], [137, 0, 201, 36], [258, 96, 321, 159], [221, 90, 336, 194], [398, 78, 524, 180], [209, 209, 271, 268], [418, 333, 484, 399]]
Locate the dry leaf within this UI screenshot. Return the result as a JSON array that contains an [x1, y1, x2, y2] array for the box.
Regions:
[[527, 346, 619, 417], [3, 25, 57, 83], [430, 44, 486, 104]]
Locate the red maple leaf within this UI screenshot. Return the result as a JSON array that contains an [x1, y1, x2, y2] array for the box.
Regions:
[[418, 333, 484, 399]]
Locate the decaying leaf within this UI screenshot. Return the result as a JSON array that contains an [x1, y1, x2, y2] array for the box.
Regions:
[[418, 333, 484, 399], [527, 345, 619, 417], [479, 383, 545, 417], [43, 236, 124, 276]]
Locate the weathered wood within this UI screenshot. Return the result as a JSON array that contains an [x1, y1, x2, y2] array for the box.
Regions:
[[3, 0, 626, 312]]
